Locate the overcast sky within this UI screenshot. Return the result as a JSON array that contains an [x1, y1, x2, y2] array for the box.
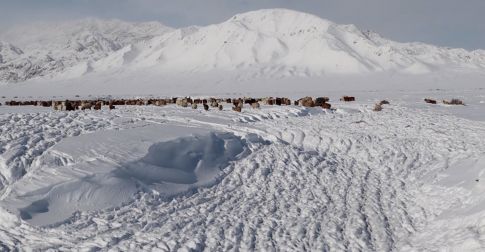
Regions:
[[1, 0, 484, 50]]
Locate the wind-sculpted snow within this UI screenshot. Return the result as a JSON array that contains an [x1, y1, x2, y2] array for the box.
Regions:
[[0, 110, 124, 193], [1, 103, 485, 250], [2, 127, 249, 226], [1, 9, 485, 83]]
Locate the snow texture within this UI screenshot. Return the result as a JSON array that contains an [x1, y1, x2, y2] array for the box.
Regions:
[[0, 94, 485, 250], [1, 8, 485, 252]]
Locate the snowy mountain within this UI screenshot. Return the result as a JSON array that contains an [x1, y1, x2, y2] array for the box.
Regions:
[[1, 8, 485, 83], [0, 18, 173, 82]]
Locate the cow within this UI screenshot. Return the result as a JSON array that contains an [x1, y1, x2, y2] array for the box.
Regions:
[[424, 98, 437, 104], [379, 100, 390, 105], [65, 101, 75, 111], [321, 103, 332, 109], [6, 101, 20, 106], [298, 97, 315, 107], [233, 99, 243, 108], [373, 103, 383, 112], [80, 101, 92, 110], [251, 102, 260, 109], [155, 99, 167, 106], [443, 99, 464, 105], [284, 98, 292, 106], [192, 103, 198, 109], [210, 101, 219, 108], [203, 104, 209, 111], [275, 98, 282, 106], [232, 106, 242, 112], [176, 98, 188, 107], [340, 96, 355, 102], [93, 101, 102, 110], [244, 98, 256, 104], [218, 104, 223, 111], [315, 97, 330, 106]]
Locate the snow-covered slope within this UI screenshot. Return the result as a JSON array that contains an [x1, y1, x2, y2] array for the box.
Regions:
[[1, 9, 485, 84], [0, 18, 173, 82]]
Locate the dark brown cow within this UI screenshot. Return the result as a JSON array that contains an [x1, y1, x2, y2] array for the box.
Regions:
[[6, 101, 20, 106], [315, 97, 330, 106], [379, 100, 390, 105], [65, 101, 75, 111], [275, 98, 282, 106], [424, 98, 437, 104], [244, 98, 256, 104], [340, 96, 355, 102], [321, 103, 332, 109]]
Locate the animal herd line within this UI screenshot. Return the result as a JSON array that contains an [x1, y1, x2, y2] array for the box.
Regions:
[[0, 96, 464, 112]]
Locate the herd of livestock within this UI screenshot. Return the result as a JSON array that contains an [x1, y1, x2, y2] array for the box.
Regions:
[[0, 95, 463, 112], [0, 96, 356, 112]]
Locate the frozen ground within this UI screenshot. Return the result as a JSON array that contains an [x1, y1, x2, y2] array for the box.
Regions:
[[0, 90, 485, 251]]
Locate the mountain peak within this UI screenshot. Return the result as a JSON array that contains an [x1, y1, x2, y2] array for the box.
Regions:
[[227, 8, 334, 34], [232, 8, 332, 22]]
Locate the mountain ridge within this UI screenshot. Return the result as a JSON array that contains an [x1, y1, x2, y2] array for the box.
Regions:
[[1, 8, 484, 83]]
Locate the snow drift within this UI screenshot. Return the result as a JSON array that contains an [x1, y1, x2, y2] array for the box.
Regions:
[[1, 125, 248, 226]]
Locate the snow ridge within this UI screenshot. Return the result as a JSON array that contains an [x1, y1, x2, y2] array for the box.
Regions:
[[1, 8, 485, 83]]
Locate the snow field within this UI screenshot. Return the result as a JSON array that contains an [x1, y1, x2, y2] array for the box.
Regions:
[[0, 102, 484, 250]]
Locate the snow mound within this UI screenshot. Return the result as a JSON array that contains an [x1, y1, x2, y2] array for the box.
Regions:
[[119, 132, 247, 194], [1, 125, 248, 226]]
